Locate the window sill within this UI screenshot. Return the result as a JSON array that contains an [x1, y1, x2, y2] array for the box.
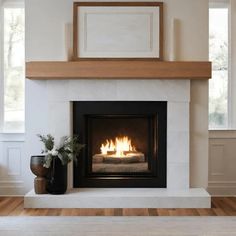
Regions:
[[0, 133, 25, 142], [209, 130, 236, 139]]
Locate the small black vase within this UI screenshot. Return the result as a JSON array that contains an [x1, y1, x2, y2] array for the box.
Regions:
[[46, 157, 67, 194]]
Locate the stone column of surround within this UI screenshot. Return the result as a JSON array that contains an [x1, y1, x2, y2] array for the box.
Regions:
[[46, 79, 190, 190]]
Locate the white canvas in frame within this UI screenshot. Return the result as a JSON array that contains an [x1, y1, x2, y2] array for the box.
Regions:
[[77, 6, 161, 58]]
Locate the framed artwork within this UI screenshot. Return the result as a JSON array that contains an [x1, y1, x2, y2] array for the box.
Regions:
[[73, 2, 163, 60]]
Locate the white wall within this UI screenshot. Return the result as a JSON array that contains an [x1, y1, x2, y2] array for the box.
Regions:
[[19, 0, 209, 194], [207, 0, 236, 196], [163, 0, 209, 188]]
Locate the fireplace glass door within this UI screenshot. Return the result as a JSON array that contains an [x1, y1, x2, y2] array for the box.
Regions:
[[88, 115, 155, 175], [73, 101, 167, 188]]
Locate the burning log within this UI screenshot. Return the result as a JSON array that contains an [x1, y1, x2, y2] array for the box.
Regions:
[[94, 136, 145, 164], [93, 152, 145, 164]]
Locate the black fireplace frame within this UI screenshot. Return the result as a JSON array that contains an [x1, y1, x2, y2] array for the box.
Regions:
[[73, 101, 167, 188]]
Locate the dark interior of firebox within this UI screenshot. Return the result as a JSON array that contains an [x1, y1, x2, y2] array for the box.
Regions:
[[88, 116, 153, 174]]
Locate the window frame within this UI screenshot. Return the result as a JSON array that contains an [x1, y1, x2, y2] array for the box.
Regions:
[[0, 0, 25, 134], [209, 0, 231, 130], [0, 3, 4, 132]]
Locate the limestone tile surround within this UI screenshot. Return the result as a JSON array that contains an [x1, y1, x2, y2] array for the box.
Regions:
[[167, 131, 189, 164], [168, 163, 190, 189], [47, 80, 190, 103], [46, 79, 191, 190]]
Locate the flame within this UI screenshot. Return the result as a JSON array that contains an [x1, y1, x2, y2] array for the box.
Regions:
[[100, 136, 136, 157]]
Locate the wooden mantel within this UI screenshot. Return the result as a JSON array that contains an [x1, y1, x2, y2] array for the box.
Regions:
[[26, 60, 212, 80]]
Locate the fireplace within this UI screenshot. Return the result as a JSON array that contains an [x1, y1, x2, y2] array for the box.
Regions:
[[73, 101, 167, 187]]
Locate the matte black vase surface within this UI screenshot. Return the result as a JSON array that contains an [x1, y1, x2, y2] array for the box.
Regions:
[[46, 157, 68, 194]]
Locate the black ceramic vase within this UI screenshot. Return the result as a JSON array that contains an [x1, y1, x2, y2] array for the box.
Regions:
[[46, 157, 67, 194]]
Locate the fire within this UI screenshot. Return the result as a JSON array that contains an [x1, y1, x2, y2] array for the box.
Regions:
[[100, 136, 136, 157]]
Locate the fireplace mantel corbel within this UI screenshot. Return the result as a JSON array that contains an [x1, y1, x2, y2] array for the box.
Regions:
[[25, 60, 212, 80]]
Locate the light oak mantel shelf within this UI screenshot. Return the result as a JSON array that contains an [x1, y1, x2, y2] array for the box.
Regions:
[[26, 61, 212, 80]]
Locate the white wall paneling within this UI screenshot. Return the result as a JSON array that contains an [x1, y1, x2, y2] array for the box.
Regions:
[[208, 130, 236, 196], [6, 147, 21, 176], [0, 136, 25, 195], [210, 144, 224, 177]]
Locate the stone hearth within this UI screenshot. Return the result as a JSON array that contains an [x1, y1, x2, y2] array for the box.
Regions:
[[25, 188, 210, 208]]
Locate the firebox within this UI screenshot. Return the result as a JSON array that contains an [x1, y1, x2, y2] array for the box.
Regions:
[[73, 101, 167, 188]]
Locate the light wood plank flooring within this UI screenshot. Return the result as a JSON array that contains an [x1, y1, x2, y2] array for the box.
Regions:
[[0, 197, 236, 216]]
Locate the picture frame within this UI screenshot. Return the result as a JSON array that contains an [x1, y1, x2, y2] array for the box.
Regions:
[[73, 2, 163, 60]]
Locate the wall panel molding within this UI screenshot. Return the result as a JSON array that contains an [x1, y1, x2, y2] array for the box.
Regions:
[[6, 147, 22, 176], [209, 144, 224, 177], [209, 135, 236, 196], [0, 141, 24, 195]]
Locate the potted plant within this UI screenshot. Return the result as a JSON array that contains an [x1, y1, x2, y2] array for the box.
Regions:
[[38, 134, 84, 194]]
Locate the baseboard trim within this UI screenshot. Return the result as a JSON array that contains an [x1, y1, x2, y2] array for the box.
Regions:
[[0, 181, 25, 196], [208, 181, 236, 196]]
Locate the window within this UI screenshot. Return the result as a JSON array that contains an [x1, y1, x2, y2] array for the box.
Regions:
[[0, 1, 25, 133], [209, 3, 229, 129]]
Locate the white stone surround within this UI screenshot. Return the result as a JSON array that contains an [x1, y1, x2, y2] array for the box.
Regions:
[[24, 78, 210, 208], [25, 188, 210, 209], [48, 79, 191, 189]]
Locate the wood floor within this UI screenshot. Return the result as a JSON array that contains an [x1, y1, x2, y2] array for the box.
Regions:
[[0, 197, 236, 216]]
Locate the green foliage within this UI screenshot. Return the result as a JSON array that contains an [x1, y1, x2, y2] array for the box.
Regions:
[[37, 134, 55, 151], [37, 134, 85, 168]]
